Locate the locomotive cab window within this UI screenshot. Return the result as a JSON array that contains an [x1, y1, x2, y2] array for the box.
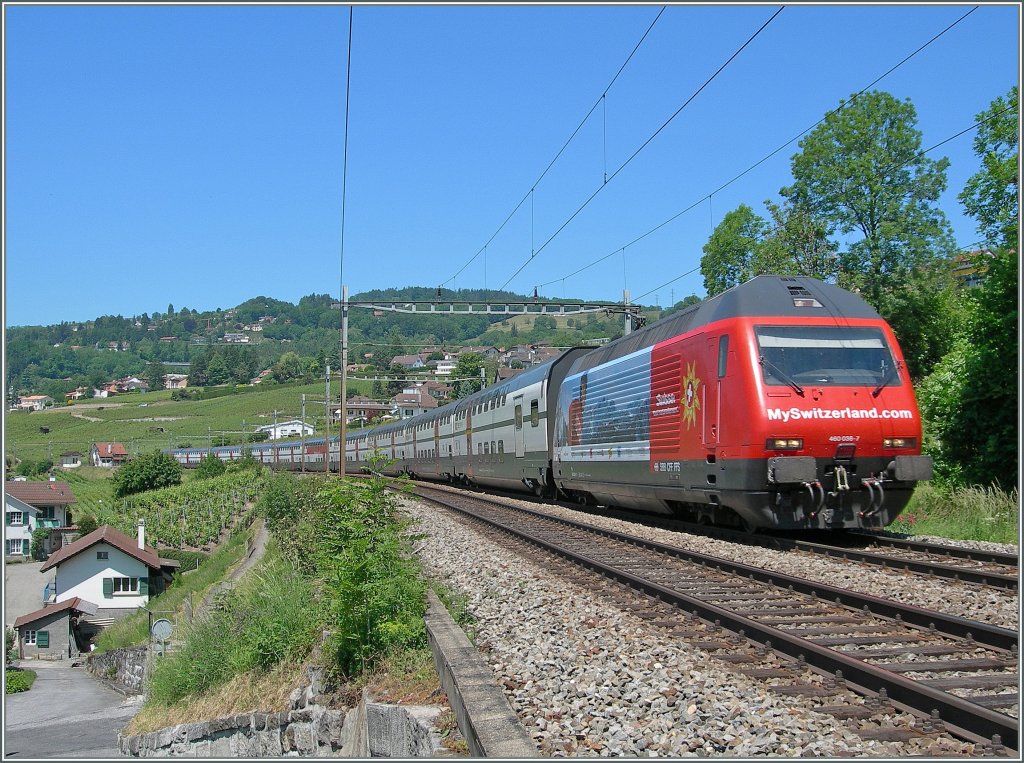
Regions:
[[755, 326, 899, 388], [530, 400, 540, 427]]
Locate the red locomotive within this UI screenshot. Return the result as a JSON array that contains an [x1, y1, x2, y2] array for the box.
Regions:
[[552, 276, 932, 530]]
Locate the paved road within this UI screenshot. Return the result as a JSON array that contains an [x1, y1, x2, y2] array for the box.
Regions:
[[3, 659, 142, 758], [4, 561, 50, 631]]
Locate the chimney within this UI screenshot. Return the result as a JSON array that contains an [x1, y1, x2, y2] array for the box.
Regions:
[[138, 518, 145, 550]]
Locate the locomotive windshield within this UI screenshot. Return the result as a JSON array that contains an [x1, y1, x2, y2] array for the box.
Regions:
[[754, 326, 900, 388]]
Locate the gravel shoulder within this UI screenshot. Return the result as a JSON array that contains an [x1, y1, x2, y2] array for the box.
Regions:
[[401, 494, 985, 757]]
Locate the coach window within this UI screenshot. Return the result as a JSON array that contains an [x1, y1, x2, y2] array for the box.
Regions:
[[718, 335, 729, 378], [515, 404, 523, 430], [530, 400, 540, 427], [491, 441, 496, 459], [498, 441, 504, 460]]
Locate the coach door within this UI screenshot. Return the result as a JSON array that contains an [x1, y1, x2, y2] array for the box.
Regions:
[[703, 334, 729, 446], [513, 395, 525, 457]]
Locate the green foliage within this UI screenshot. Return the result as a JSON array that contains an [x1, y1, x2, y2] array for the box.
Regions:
[[194, 453, 227, 480], [783, 91, 954, 303], [6, 668, 37, 694], [452, 353, 484, 398], [919, 247, 1018, 488], [896, 483, 1018, 544], [144, 361, 167, 393], [15, 459, 53, 477], [919, 88, 1019, 489], [261, 465, 427, 679], [31, 527, 50, 561], [958, 85, 1018, 249], [145, 548, 319, 704], [102, 470, 265, 549], [5, 628, 15, 664], [75, 513, 99, 536], [111, 451, 183, 498], [701, 204, 769, 296]]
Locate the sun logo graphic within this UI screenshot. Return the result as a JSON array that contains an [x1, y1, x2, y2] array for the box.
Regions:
[[681, 361, 701, 429]]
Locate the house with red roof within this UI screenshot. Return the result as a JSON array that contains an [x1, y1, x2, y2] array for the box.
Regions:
[[13, 597, 98, 660], [91, 441, 129, 468], [39, 521, 178, 621], [5, 478, 77, 555]]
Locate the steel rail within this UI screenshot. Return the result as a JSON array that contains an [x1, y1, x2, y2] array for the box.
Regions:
[[847, 532, 1020, 567], [413, 488, 1018, 750]]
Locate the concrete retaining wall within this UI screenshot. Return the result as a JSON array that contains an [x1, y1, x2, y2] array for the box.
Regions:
[[424, 590, 538, 757]]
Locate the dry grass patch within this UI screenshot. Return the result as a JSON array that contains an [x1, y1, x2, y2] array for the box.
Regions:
[[125, 660, 310, 735], [362, 648, 443, 705]]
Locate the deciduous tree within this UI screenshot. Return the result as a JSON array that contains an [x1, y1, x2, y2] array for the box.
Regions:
[[111, 451, 183, 498]]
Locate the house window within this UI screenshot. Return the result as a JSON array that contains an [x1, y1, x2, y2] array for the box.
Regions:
[[7, 511, 24, 526], [24, 630, 36, 645], [96, 551, 109, 560], [111, 577, 138, 594]]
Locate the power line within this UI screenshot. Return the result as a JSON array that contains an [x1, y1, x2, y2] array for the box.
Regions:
[[536, 6, 980, 295], [499, 6, 785, 291], [440, 7, 668, 288]]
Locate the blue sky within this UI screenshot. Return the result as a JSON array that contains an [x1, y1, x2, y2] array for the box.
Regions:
[[4, 3, 1019, 327]]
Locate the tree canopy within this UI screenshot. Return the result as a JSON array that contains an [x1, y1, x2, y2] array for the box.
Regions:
[[112, 451, 183, 498]]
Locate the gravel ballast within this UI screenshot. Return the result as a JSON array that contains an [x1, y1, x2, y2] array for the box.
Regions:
[[401, 495, 989, 757]]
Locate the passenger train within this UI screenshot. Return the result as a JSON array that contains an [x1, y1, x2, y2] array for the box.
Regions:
[[169, 276, 933, 531]]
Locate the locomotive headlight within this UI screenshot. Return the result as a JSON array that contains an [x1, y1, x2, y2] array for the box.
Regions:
[[883, 437, 916, 449], [767, 438, 803, 450]]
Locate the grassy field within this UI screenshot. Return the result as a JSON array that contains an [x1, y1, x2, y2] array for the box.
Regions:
[[5, 379, 373, 464]]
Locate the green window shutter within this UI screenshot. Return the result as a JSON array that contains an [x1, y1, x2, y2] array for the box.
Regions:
[[102, 577, 113, 598], [37, 631, 49, 648], [5, 512, 11, 526], [139, 577, 149, 597]]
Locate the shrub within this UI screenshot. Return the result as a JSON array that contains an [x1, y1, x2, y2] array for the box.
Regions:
[[112, 452, 183, 498], [76, 514, 99, 536], [195, 453, 226, 480], [5, 669, 36, 694]]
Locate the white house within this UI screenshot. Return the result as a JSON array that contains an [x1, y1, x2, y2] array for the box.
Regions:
[[256, 420, 315, 440], [60, 451, 84, 469], [434, 359, 457, 376], [17, 395, 54, 411], [5, 493, 40, 559], [39, 522, 178, 619], [4, 479, 77, 555]]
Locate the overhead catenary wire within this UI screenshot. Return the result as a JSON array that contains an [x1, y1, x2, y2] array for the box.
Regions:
[[535, 5, 981, 295], [440, 6, 668, 288], [499, 6, 786, 292]]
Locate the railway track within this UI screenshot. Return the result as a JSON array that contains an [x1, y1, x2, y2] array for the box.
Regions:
[[409, 483, 1018, 752], [423, 480, 1019, 591], [582, 504, 1020, 591]]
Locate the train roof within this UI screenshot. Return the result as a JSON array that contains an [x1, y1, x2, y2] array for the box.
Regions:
[[570, 276, 880, 374]]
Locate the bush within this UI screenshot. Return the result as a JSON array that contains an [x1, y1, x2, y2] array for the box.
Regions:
[[195, 453, 227, 480], [6, 668, 36, 694], [31, 527, 50, 561], [76, 514, 99, 536], [112, 452, 183, 498]]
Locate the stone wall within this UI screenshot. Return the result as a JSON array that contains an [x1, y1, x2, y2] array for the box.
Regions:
[[86, 646, 147, 693]]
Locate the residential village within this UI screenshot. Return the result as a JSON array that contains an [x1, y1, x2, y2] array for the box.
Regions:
[[2, 338, 575, 660], [9, 342, 572, 426]]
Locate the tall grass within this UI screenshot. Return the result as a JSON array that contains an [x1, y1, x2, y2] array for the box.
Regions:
[[893, 483, 1019, 544], [145, 545, 319, 705]]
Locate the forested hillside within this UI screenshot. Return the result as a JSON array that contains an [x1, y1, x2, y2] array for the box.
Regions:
[[5, 288, 666, 404]]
